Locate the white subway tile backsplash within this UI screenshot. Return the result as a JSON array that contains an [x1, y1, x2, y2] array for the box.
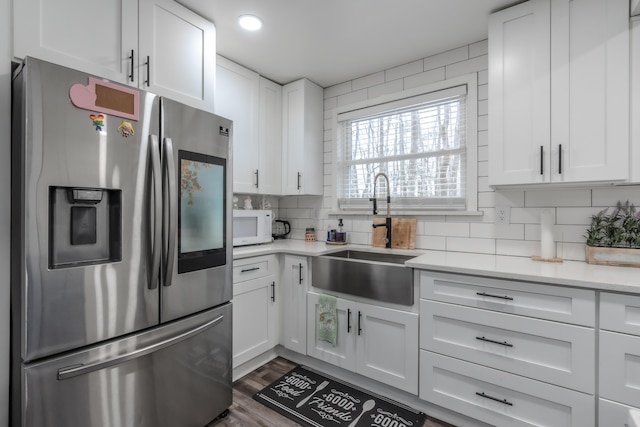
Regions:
[[591, 187, 640, 207], [385, 60, 424, 82], [424, 46, 468, 71], [478, 130, 488, 147], [477, 177, 491, 193], [525, 189, 592, 207], [416, 235, 446, 251], [478, 83, 488, 101], [478, 99, 488, 116], [404, 68, 445, 90], [368, 79, 404, 99], [478, 70, 488, 86], [324, 82, 352, 98], [556, 207, 600, 225], [471, 223, 525, 240], [352, 71, 385, 91], [426, 222, 469, 237], [447, 237, 495, 254], [469, 40, 488, 58], [496, 239, 538, 257], [477, 161, 488, 178], [553, 224, 588, 244], [478, 146, 488, 162], [560, 243, 587, 262], [445, 55, 488, 79], [278, 39, 636, 265], [324, 97, 337, 112], [510, 207, 546, 224], [337, 89, 368, 107]]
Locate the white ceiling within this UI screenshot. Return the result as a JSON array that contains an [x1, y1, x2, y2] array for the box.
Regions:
[[179, 0, 520, 88]]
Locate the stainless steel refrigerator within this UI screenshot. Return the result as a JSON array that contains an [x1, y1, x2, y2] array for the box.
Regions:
[[11, 57, 233, 427]]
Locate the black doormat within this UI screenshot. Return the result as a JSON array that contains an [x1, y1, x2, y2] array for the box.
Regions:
[[253, 365, 427, 427]]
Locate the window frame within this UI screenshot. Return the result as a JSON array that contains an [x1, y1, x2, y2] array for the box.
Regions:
[[331, 73, 478, 215]]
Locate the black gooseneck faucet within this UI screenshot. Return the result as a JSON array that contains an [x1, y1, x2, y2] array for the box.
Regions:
[[369, 172, 392, 248]]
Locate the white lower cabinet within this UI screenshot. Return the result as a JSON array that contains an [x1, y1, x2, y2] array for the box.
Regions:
[[232, 255, 278, 368], [421, 300, 595, 393], [419, 271, 596, 426], [281, 255, 309, 354], [599, 292, 640, 420], [307, 292, 418, 394], [599, 398, 640, 426], [420, 351, 594, 427]]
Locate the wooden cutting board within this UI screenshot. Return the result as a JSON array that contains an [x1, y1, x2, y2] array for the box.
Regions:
[[371, 218, 416, 249]]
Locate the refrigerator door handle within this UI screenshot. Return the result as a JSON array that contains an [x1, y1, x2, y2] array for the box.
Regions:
[[149, 134, 162, 289], [163, 137, 177, 287], [57, 314, 225, 381]]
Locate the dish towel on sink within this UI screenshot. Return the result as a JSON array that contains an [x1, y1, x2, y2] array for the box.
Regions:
[[317, 293, 338, 346]]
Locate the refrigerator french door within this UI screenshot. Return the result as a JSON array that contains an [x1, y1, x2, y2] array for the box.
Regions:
[[11, 57, 233, 426]]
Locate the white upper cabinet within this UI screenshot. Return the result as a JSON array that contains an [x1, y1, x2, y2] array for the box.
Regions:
[[281, 78, 324, 196], [215, 58, 282, 194], [215, 57, 261, 192], [14, 0, 215, 112], [489, 0, 629, 186], [632, 17, 640, 183], [13, 0, 137, 83], [258, 77, 283, 195], [138, 0, 215, 111]]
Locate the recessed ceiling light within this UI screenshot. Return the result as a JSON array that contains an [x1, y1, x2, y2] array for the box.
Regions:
[[238, 15, 263, 31]]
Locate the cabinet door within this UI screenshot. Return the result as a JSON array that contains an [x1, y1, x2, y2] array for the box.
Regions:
[[138, 0, 215, 112], [281, 79, 324, 195], [215, 57, 260, 193], [488, 0, 551, 186], [599, 398, 640, 426], [599, 331, 640, 408], [232, 275, 277, 367], [420, 351, 595, 427], [13, 0, 137, 84], [551, 0, 629, 183], [632, 18, 640, 183], [281, 256, 308, 354], [306, 292, 357, 371], [355, 302, 418, 394], [258, 77, 283, 195]]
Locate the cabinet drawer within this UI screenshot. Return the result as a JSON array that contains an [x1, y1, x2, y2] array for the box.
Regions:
[[420, 300, 594, 393], [600, 331, 640, 408], [233, 255, 276, 283], [601, 292, 640, 336], [419, 271, 595, 326], [599, 398, 640, 426], [419, 351, 594, 427]]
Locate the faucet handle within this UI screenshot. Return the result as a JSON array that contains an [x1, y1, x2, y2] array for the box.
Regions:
[[369, 197, 378, 215]]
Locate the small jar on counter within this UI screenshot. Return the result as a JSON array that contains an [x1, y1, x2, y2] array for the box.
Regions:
[[305, 228, 316, 241]]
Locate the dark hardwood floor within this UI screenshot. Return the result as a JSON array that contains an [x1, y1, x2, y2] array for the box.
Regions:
[[208, 357, 455, 427]]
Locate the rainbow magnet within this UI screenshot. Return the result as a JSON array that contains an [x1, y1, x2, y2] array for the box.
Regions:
[[89, 114, 105, 131]]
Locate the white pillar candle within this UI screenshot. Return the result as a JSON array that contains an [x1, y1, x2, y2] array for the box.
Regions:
[[540, 209, 555, 259]]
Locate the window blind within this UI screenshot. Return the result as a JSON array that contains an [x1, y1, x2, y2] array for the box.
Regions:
[[336, 84, 468, 211]]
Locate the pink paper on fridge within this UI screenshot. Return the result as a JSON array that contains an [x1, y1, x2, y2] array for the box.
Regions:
[[69, 77, 140, 121]]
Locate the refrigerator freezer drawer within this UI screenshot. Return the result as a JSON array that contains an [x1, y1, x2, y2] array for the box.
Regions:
[[19, 304, 232, 427]]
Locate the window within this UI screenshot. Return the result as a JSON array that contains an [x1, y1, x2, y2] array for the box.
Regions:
[[335, 75, 477, 212]]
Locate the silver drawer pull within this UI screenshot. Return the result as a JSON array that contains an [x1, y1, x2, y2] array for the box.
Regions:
[[476, 392, 513, 406], [476, 291, 513, 301], [241, 267, 260, 273], [476, 336, 513, 348]]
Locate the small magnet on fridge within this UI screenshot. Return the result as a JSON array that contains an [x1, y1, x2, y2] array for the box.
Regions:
[[89, 114, 105, 131], [117, 120, 135, 138]]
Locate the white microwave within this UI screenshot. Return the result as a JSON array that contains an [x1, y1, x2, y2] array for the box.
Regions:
[[232, 209, 273, 247]]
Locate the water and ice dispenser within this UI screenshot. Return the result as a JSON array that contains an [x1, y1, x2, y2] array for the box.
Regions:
[[49, 186, 122, 268]]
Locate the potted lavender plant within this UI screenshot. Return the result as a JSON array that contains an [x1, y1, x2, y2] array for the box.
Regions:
[[585, 200, 640, 267]]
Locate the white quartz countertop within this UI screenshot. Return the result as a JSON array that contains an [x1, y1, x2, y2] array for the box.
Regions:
[[233, 240, 640, 294]]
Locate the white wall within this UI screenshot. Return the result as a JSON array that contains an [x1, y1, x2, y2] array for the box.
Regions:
[[1, 0, 11, 423], [279, 40, 640, 262]]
